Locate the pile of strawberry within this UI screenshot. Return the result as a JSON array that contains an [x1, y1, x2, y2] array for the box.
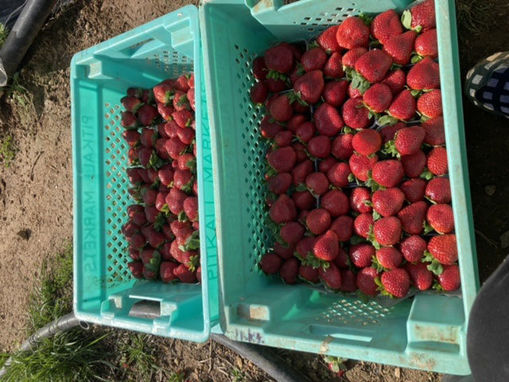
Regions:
[[255, 0, 460, 298], [120, 73, 202, 284]]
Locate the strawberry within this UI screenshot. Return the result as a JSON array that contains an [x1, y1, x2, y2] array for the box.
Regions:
[[307, 136, 331, 158], [269, 94, 293, 122], [173, 91, 190, 111], [274, 130, 293, 147], [356, 267, 380, 296], [425, 177, 451, 203], [331, 134, 354, 160], [323, 53, 344, 78], [141, 187, 157, 206], [155, 138, 171, 160], [422, 116, 445, 146], [301, 47, 327, 72], [280, 222, 305, 245], [427, 147, 448, 175], [401, 150, 426, 178], [170, 221, 193, 239], [270, 194, 297, 224], [128, 205, 147, 226], [319, 263, 342, 290], [383, 89, 417, 123], [380, 268, 410, 298], [250, 82, 268, 104], [322, 80, 348, 107], [382, 69, 406, 95], [265, 78, 288, 93], [292, 160, 313, 185], [163, 120, 179, 138], [350, 244, 375, 269], [428, 234, 457, 265], [153, 82, 174, 105], [397, 201, 428, 235], [314, 103, 344, 136], [407, 57, 440, 90], [348, 83, 363, 99], [122, 221, 139, 238], [121, 95, 143, 113], [317, 25, 340, 53], [268, 146, 297, 173], [158, 165, 174, 187], [438, 264, 461, 291], [376, 247, 403, 269], [332, 247, 349, 269], [294, 142, 309, 162], [177, 153, 196, 172], [144, 206, 161, 224], [127, 87, 143, 98], [350, 187, 372, 213], [349, 153, 378, 182], [417, 89, 442, 119], [137, 104, 159, 126], [122, 130, 140, 147], [157, 103, 175, 121], [166, 188, 187, 215], [374, 216, 402, 246], [427, 204, 454, 233], [274, 242, 295, 260], [379, 122, 405, 143], [137, 147, 155, 168], [306, 208, 331, 235], [313, 230, 339, 261], [372, 160, 404, 188], [371, 9, 403, 45], [319, 157, 337, 173], [340, 269, 357, 292], [160, 261, 178, 283], [264, 43, 294, 74], [173, 110, 194, 130], [160, 241, 173, 259], [306, 172, 329, 195], [299, 265, 320, 283], [327, 162, 351, 188], [121, 111, 138, 129], [155, 191, 169, 212], [140, 128, 157, 148], [253, 56, 268, 80], [142, 266, 158, 280], [280, 258, 299, 284], [336, 16, 370, 49], [260, 116, 283, 139], [406, 262, 433, 290], [330, 215, 354, 242], [383, 31, 417, 65], [127, 232, 146, 249], [402, 0, 436, 32], [183, 196, 198, 221], [260, 253, 282, 274], [128, 261, 144, 279], [354, 213, 374, 239], [175, 75, 191, 92], [126, 168, 143, 185], [363, 83, 393, 113], [295, 237, 316, 259], [352, 129, 382, 156], [342, 48, 366, 69], [143, 227, 165, 248], [268, 173, 292, 194], [294, 70, 325, 104], [321, 190, 349, 217], [287, 115, 308, 132], [342, 98, 371, 129], [414, 29, 438, 59], [353, 49, 393, 87], [400, 178, 426, 202], [174, 169, 193, 192], [174, 264, 197, 283], [372, 188, 405, 217]]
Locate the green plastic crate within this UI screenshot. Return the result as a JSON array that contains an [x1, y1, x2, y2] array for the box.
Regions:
[[71, 5, 218, 342], [200, 0, 479, 374]]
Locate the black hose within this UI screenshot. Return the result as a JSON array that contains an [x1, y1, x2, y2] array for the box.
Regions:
[[0, 0, 57, 87]]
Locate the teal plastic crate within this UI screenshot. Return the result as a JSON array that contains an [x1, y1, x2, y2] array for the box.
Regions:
[[200, 0, 479, 374], [71, 5, 218, 342]]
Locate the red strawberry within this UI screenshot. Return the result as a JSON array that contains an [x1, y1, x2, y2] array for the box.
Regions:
[[137, 104, 159, 126], [356, 267, 379, 296], [438, 264, 461, 291], [342, 47, 368, 68], [323, 80, 348, 107], [260, 116, 283, 139], [270, 194, 297, 224], [268, 147, 297, 173], [175, 75, 190, 92], [348, 82, 363, 99], [350, 187, 372, 213], [317, 25, 340, 53], [406, 262, 433, 290], [183, 196, 198, 221], [354, 213, 374, 239], [280, 222, 305, 245], [170, 221, 193, 239], [372, 160, 404, 188], [140, 128, 157, 148], [153, 82, 174, 105], [428, 234, 457, 265], [427, 147, 448, 175], [268, 173, 292, 195], [340, 269, 357, 292], [163, 120, 179, 138], [299, 265, 319, 283], [363, 83, 393, 113], [287, 115, 308, 132], [274, 242, 295, 260], [376, 247, 403, 269], [382, 69, 406, 95], [292, 160, 313, 185], [313, 230, 339, 261], [349, 153, 378, 182], [306, 208, 331, 235], [264, 43, 294, 74], [319, 263, 342, 290], [253, 56, 268, 80], [295, 237, 316, 259], [158, 103, 175, 121], [294, 70, 325, 104], [122, 130, 140, 147], [280, 258, 299, 284], [269, 95, 293, 122], [121, 96, 143, 112], [293, 122, 312, 143], [386, 89, 417, 122], [301, 48, 327, 72], [407, 57, 440, 90], [374, 216, 402, 246], [142, 187, 157, 206], [415, 29, 438, 59], [143, 228, 165, 248], [336, 16, 370, 49], [155, 138, 171, 160], [352, 129, 382, 156], [331, 134, 354, 160], [128, 205, 147, 226], [308, 136, 331, 159], [172, 109, 193, 128], [127, 232, 146, 249], [165, 137, 187, 160], [383, 31, 417, 65], [177, 153, 196, 172], [319, 157, 337, 173], [401, 150, 426, 178], [158, 165, 174, 187], [334, 247, 350, 269], [121, 111, 138, 129], [166, 188, 187, 215], [174, 264, 197, 283], [427, 204, 454, 233], [155, 191, 169, 212], [417, 89, 442, 118], [174, 169, 193, 191], [144, 206, 161, 224], [293, 143, 308, 162], [127, 87, 143, 98], [173, 91, 190, 111], [425, 177, 451, 203], [422, 116, 445, 146], [260, 253, 282, 274], [306, 172, 329, 195], [397, 201, 428, 235], [187, 87, 195, 111], [137, 147, 155, 168], [314, 103, 344, 136], [372, 188, 405, 217], [354, 49, 393, 84], [350, 243, 375, 268], [402, 0, 436, 32], [330, 215, 353, 242], [122, 221, 139, 237], [342, 98, 371, 130], [128, 261, 144, 279], [323, 53, 344, 78], [321, 190, 349, 217], [381, 268, 410, 298], [126, 168, 143, 185], [274, 130, 293, 147], [160, 261, 178, 283], [379, 122, 405, 143], [371, 9, 403, 45], [250, 82, 268, 104], [327, 162, 351, 188], [400, 178, 427, 202], [266, 78, 288, 93]]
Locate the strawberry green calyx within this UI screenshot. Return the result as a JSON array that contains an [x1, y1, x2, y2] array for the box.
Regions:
[[401, 10, 423, 33], [350, 71, 371, 94], [372, 210, 382, 221], [154, 213, 167, 231], [287, 91, 309, 106], [382, 139, 400, 158], [423, 221, 434, 234], [294, 251, 330, 270], [411, 54, 424, 64], [186, 255, 199, 272], [371, 255, 386, 273], [177, 210, 188, 222], [148, 151, 165, 170], [266, 70, 288, 81], [422, 250, 444, 275], [420, 169, 434, 180], [179, 230, 200, 252], [358, 13, 374, 26], [374, 276, 393, 297], [377, 114, 400, 127]]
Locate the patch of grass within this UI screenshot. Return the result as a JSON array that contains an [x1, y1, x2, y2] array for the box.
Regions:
[[115, 332, 162, 380], [232, 368, 246, 382], [0, 24, 7, 48], [0, 135, 15, 168]]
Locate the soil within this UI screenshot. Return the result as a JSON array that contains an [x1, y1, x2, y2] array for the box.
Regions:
[[0, 0, 507, 381]]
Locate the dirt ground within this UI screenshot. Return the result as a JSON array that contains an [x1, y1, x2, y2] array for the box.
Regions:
[[0, 0, 508, 380]]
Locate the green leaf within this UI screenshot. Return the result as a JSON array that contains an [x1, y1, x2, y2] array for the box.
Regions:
[[427, 260, 444, 276], [343, 126, 355, 135], [154, 213, 166, 231], [308, 41, 320, 49], [363, 199, 373, 207], [423, 221, 435, 235], [433, 281, 444, 291], [186, 158, 197, 172], [295, 183, 308, 192], [178, 210, 188, 222], [358, 13, 373, 26], [377, 114, 398, 127], [411, 54, 424, 64], [401, 10, 412, 30], [422, 250, 434, 263], [372, 210, 382, 221], [410, 89, 423, 97], [186, 255, 199, 272], [374, 276, 383, 289], [347, 173, 355, 183], [381, 139, 399, 157], [420, 169, 434, 180]]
